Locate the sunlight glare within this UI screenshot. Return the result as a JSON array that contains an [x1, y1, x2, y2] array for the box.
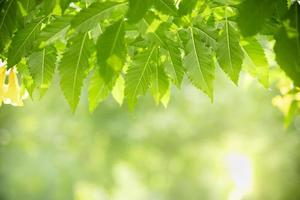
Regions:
[[225, 153, 253, 200]]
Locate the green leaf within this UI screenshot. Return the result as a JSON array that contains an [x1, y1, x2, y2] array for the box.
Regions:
[[97, 20, 126, 85], [150, 57, 170, 105], [7, 17, 45, 68], [41, 0, 56, 14], [60, 0, 73, 12], [153, 0, 177, 16], [274, 28, 300, 86], [285, 100, 299, 127], [148, 23, 185, 87], [88, 70, 110, 112], [216, 21, 244, 84], [285, 2, 300, 33], [274, 3, 300, 86], [112, 75, 125, 106], [17, 61, 34, 97], [183, 28, 215, 99], [241, 38, 269, 87], [18, 0, 37, 14], [38, 15, 72, 47], [237, 0, 284, 36], [178, 0, 198, 16], [0, 0, 17, 51], [59, 33, 93, 112], [28, 46, 57, 96], [71, 2, 127, 33], [127, 0, 153, 23], [125, 46, 156, 109], [165, 41, 185, 88], [192, 25, 217, 50]]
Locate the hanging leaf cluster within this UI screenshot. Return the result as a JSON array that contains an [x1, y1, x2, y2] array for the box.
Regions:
[[0, 0, 299, 111]]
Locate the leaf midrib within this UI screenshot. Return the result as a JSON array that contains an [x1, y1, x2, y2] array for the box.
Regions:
[[12, 18, 44, 64], [156, 0, 177, 15], [0, 0, 15, 31], [109, 21, 123, 57], [132, 46, 155, 99], [189, 27, 209, 92], [225, 17, 234, 75], [41, 48, 45, 85], [72, 33, 88, 104], [142, 19, 166, 47], [74, 2, 127, 30]]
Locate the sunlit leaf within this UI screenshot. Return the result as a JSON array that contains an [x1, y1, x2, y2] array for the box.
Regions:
[[59, 33, 93, 112]]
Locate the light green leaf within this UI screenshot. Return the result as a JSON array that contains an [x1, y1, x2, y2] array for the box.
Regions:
[[112, 75, 125, 106], [38, 15, 72, 47], [71, 2, 127, 33], [28, 46, 57, 96], [150, 60, 170, 105], [125, 46, 156, 109], [88, 70, 110, 112], [241, 38, 269, 87], [18, 0, 37, 14], [59, 33, 93, 112], [216, 20, 244, 84], [161, 86, 170, 108], [17, 61, 34, 97], [148, 23, 185, 88], [97, 20, 126, 85], [165, 41, 185, 88], [184, 27, 215, 99], [8, 17, 45, 68]]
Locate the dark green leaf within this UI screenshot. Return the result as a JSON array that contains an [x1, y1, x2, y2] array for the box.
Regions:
[[154, 0, 177, 16], [178, 0, 197, 16], [8, 17, 45, 68], [0, 0, 17, 51], [97, 20, 126, 85], [237, 0, 285, 36], [127, 0, 153, 23]]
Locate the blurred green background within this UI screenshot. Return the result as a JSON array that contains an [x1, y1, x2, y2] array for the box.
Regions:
[[1, 71, 300, 200]]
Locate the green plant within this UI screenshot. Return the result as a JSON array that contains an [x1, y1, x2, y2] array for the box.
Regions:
[[0, 0, 299, 112]]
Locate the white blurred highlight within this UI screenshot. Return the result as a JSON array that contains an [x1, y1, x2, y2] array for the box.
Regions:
[[225, 153, 253, 200]]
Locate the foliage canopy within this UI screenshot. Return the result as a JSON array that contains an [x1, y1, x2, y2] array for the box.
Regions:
[[0, 0, 299, 112]]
